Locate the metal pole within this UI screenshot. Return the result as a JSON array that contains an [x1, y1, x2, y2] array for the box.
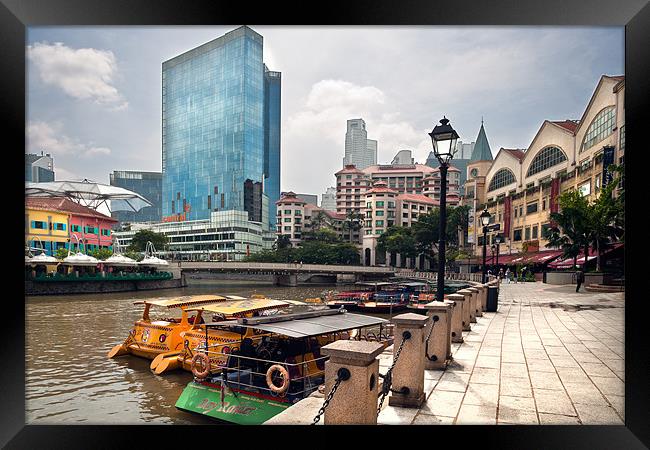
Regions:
[[482, 226, 488, 283], [437, 163, 448, 303], [496, 243, 499, 267]]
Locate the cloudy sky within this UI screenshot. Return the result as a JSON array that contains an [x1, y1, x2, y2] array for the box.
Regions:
[[27, 26, 623, 196]]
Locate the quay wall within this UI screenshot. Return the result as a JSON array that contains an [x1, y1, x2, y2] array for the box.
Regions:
[[25, 277, 186, 296]]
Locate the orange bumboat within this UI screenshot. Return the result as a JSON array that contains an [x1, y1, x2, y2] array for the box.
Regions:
[[107, 294, 237, 360], [149, 298, 294, 375]]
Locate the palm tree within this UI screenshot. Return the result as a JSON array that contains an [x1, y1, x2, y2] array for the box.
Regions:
[[343, 210, 364, 244], [546, 190, 590, 268], [310, 210, 330, 232]]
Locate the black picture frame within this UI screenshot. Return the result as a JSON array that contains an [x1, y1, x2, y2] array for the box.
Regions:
[[3, 0, 649, 447]]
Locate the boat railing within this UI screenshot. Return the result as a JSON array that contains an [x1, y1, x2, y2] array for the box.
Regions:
[[201, 348, 329, 399]]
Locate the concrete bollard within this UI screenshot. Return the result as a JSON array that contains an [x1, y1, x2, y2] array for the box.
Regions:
[[320, 340, 384, 425], [423, 301, 452, 370], [455, 289, 473, 331], [473, 285, 485, 317], [445, 294, 464, 343], [479, 284, 490, 312], [388, 313, 428, 408], [465, 287, 479, 323]]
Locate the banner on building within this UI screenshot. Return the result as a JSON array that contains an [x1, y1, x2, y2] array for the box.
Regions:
[[503, 196, 512, 239], [602, 146, 615, 186], [467, 205, 475, 244], [549, 177, 560, 228]]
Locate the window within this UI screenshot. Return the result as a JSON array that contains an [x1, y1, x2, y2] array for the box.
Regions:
[[519, 206, 523, 217], [295, 211, 302, 216], [284, 218, 291, 222], [403, 212, 408, 218], [580, 106, 616, 152], [526, 202, 538, 214], [513, 229, 522, 241], [376, 201, 384, 208], [487, 168, 516, 192], [101, 229, 111, 236], [525, 227, 531, 240], [542, 198, 546, 211], [53, 223, 66, 231], [71, 224, 81, 233], [526, 182, 534, 189], [31, 220, 47, 229], [532, 225, 538, 239], [526, 146, 568, 177], [376, 210, 384, 216], [366, 202, 372, 208], [514, 208, 518, 218], [578, 181, 591, 197], [365, 220, 372, 227], [375, 220, 384, 227], [284, 210, 291, 215], [388, 201, 395, 208], [207, 195, 211, 210], [541, 223, 552, 239], [620, 125, 625, 152], [366, 211, 372, 218], [595, 174, 602, 191], [294, 218, 302, 224], [284, 226, 291, 231], [84, 226, 98, 234]]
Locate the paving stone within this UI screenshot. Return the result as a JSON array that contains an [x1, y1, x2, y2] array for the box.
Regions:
[[470, 367, 500, 385], [555, 366, 590, 384], [526, 358, 556, 373], [500, 376, 533, 398], [501, 362, 529, 378], [499, 395, 537, 412], [523, 349, 549, 360], [534, 389, 576, 416], [603, 394, 624, 419], [501, 352, 526, 363], [378, 405, 419, 425], [412, 413, 454, 425], [475, 355, 501, 369], [456, 403, 497, 424], [463, 383, 499, 407], [579, 362, 617, 378], [548, 355, 580, 368], [435, 371, 470, 392], [574, 403, 623, 425], [538, 413, 582, 425], [421, 390, 465, 417], [563, 382, 607, 405], [497, 407, 539, 424], [590, 376, 624, 396]]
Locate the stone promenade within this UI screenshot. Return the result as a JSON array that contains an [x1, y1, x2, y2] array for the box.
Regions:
[[378, 281, 625, 425]]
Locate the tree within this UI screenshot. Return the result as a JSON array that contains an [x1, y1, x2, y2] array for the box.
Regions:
[[310, 210, 330, 233], [376, 226, 418, 266], [128, 230, 168, 252], [273, 234, 292, 250], [54, 248, 69, 260], [546, 190, 591, 268], [89, 248, 113, 260], [342, 211, 364, 243], [302, 227, 340, 243], [123, 250, 144, 262], [412, 206, 470, 268]]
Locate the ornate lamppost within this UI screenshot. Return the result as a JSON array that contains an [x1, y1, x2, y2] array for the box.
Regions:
[[480, 208, 491, 283], [494, 235, 502, 267], [429, 117, 459, 302]]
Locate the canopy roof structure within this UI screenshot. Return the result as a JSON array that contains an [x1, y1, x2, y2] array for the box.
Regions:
[[207, 309, 388, 339], [104, 254, 138, 266], [26, 253, 58, 265], [62, 252, 99, 266], [25, 179, 152, 213], [133, 295, 230, 309], [187, 298, 291, 317]]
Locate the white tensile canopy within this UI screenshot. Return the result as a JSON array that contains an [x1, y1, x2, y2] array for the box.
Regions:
[[25, 179, 152, 213], [104, 254, 138, 267], [62, 252, 100, 266], [26, 253, 58, 265]]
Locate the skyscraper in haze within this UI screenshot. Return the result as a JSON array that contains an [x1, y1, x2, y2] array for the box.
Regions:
[[343, 118, 377, 170]]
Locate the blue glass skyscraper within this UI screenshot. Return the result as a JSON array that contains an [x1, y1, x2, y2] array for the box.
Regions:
[[264, 65, 281, 229], [162, 26, 280, 225]]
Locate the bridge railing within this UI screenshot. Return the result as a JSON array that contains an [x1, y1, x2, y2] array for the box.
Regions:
[[180, 261, 394, 273]]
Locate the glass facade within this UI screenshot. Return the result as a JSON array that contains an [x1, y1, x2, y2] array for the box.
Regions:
[[264, 66, 281, 229], [110, 170, 162, 224], [488, 168, 516, 192], [162, 26, 269, 223], [526, 146, 567, 177]]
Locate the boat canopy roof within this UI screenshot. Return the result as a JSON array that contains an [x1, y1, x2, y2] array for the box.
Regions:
[[397, 281, 428, 287], [354, 281, 394, 286], [133, 294, 229, 308], [186, 298, 291, 316], [206, 309, 388, 339]]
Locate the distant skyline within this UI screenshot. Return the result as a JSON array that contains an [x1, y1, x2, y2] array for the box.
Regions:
[[26, 26, 624, 195]]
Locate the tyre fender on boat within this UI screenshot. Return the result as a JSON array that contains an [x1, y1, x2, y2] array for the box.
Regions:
[[191, 353, 211, 379], [266, 364, 290, 394]]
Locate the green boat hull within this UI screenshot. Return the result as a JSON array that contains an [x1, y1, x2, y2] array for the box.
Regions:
[[175, 381, 291, 425]]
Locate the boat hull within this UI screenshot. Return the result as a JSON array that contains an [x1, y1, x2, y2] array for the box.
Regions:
[[175, 380, 292, 425]]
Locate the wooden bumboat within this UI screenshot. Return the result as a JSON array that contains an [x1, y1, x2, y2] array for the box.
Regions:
[[175, 308, 391, 424]]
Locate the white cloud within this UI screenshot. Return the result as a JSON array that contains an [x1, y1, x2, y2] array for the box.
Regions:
[[28, 42, 128, 109], [27, 121, 112, 159]]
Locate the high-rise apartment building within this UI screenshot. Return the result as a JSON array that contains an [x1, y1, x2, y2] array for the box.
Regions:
[[320, 187, 337, 211], [109, 170, 162, 224], [161, 26, 280, 227], [343, 119, 377, 170], [25, 151, 54, 182]]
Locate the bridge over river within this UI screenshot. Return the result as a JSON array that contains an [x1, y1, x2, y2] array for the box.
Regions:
[[177, 262, 396, 286]]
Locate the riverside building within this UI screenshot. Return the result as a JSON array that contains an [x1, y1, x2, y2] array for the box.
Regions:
[[275, 192, 346, 246], [161, 26, 280, 229], [464, 74, 625, 258], [109, 170, 162, 225]]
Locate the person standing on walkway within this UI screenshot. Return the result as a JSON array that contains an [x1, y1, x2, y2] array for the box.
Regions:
[[505, 268, 511, 284], [575, 266, 585, 292], [498, 268, 504, 280]]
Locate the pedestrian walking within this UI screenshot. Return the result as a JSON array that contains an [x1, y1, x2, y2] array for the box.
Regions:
[[575, 266, 584, 292], [498, 268, 504, 280], [513, 268, 518, 283], [505, 268, 511, 284]]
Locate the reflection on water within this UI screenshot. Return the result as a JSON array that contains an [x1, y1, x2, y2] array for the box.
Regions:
[[26, 282, 340, 424]]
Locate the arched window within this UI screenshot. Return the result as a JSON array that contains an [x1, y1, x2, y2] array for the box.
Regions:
[[526, 146, 567, 177], [580, 106, 616, 152], [487, 168, 516, 192]]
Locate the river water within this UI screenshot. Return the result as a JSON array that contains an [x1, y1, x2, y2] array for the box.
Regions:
[[26, 281, 362, 424]]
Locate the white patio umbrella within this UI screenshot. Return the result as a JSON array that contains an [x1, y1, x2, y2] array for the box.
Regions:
[[61, 234, 100, 266], [25, 179, 152, 213], [29, 253, 58, 264], [138, 241, 169, 268], [104, 254, 137, 267]]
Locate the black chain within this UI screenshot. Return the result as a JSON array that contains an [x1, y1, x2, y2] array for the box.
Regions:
[[377, 331, 411, 415], [312, 368, 350, 425], [425, 315, 439, 361]]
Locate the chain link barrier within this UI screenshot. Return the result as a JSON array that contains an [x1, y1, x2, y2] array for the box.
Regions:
[[377, 330, 411, 415], [311, 367, 351, 425], [425, 315, 439, 361]]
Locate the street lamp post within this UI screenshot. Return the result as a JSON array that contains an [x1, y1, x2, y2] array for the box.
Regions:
[[494, 235, 502, 267], [429, 117, 459, 303], [480, 208, 491, 283]]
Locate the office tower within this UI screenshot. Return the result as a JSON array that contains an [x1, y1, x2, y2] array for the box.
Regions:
[[264, 65, 281, 228], [161, 26, 280, 226], [25, 151, 54, 182], [342, 119, 377, 170], [320, 187, 337, 211], [109, 170, 162, 224], [391, 149, 415, 165]]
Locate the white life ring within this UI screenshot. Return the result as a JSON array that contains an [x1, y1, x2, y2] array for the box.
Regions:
[[266, 364, 290, 394]]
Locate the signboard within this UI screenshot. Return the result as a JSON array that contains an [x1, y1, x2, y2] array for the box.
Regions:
[[162, 213, 186, 223], [602, 146, 615, 186], [503, 196, 512, 239], [175, 381, 291, 425], [467, 205, 475, 244]]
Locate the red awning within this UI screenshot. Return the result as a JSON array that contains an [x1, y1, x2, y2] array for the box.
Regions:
[[485, 250, 565, 266], [547, 243, 624, 269]]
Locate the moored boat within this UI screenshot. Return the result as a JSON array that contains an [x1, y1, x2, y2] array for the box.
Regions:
[[357, 281, 430, 313]]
